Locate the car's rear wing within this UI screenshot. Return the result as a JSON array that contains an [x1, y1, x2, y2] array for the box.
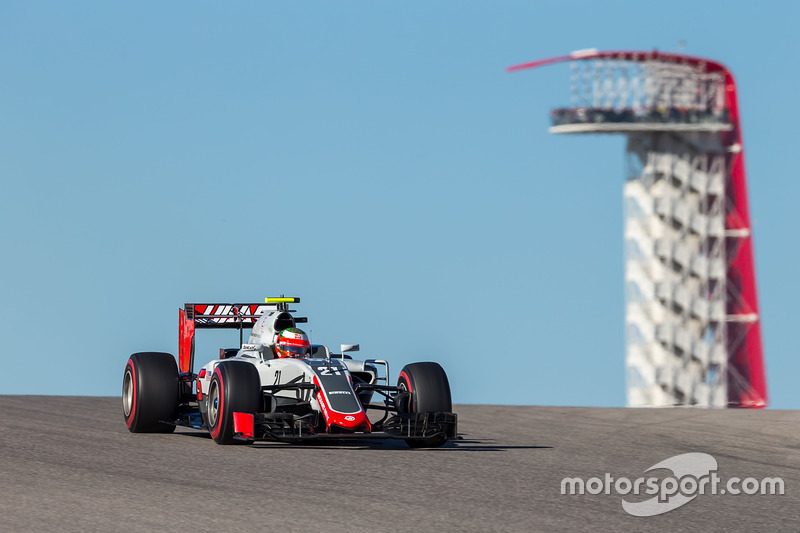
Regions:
[[178, 298, 306, 373]]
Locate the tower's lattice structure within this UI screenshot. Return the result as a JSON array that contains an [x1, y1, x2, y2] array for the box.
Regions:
[[510, 50, 766, 407]]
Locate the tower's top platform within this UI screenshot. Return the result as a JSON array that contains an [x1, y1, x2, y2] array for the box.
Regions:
[[548, 107, 732, 134], [509, 49, 739, 136], [550, 122, 733, 134]]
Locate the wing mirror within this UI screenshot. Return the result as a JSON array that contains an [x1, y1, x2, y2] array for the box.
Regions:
[[340, 344, 360, 353]]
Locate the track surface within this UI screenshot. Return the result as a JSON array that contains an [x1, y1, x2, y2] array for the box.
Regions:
[[1, 396, 798, 532]]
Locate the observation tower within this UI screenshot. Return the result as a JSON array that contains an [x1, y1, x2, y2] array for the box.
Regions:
[[509, 49, 766, 407]]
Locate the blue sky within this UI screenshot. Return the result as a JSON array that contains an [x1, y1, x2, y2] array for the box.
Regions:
[[2, 1, 799, 408]]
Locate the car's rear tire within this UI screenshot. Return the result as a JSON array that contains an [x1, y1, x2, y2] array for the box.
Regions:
[[207, 361, 261, 445], [397, 362, 452, 448], [123, 352, 178, 433]]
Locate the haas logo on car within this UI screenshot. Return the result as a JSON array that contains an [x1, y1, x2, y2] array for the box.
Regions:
[[344, 416, 356, 422], [195, 304, 270, 324]]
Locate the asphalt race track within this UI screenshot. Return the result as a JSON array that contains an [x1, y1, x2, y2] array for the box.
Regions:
[[1, 396, 798, 532]]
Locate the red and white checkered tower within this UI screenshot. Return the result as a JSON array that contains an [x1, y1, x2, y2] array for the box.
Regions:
[[510, 50, 766, 407]]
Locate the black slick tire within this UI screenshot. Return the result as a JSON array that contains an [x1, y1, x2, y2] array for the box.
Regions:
[[397, 362, 452, 448], [207, 361, 261, 445], [123, 352, 179, 433]]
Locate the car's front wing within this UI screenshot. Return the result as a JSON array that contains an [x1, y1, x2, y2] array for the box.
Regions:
[[232, 411, 458, 443]]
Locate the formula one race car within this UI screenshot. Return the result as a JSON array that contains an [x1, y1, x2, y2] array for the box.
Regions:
[[122, 298, 457, 448]]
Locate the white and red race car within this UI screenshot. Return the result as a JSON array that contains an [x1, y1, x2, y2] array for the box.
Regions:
[[123, 298, 457, 447]]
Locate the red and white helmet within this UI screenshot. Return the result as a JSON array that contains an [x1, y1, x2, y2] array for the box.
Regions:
[[275, 328, 311, 358]]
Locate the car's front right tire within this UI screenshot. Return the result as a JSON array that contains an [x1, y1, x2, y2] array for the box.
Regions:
[[207, 361, 261, 444]]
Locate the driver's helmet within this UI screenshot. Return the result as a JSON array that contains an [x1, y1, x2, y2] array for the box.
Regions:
[[275, 328, 311, 358]]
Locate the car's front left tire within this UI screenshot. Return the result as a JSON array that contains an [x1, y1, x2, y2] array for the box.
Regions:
[[397, 362, 452, 448]]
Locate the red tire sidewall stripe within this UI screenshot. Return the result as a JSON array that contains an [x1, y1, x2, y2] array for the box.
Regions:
[[209, 367, 224, 440], [399, 370, 414, 412], [125, 360, 137, 429], [399, 371, 412, 393]]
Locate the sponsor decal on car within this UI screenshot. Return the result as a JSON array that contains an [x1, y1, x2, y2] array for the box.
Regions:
[[317, 365, 343, 376], [195, 305, 272, 324]]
